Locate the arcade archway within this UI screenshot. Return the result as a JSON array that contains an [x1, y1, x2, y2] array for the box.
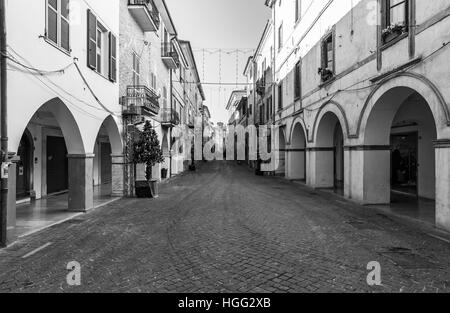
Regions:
[[288, 122, 307, 181], [314, 111, 345, 192]]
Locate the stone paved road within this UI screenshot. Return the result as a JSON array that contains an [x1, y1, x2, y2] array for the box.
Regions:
[[1, 161, 450, 293]]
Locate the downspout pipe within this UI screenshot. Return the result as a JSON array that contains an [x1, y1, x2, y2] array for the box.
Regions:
[[169, 68, 173, 178], [273, 3, 276, 123], [0, 0, 8, 247]]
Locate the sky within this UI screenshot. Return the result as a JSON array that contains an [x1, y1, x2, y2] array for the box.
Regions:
[[165, 0, 271, 124]]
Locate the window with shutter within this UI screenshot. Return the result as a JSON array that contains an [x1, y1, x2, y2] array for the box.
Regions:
[[109, 33, 117, 82], [294, 61, 301, 100], [295, 0, 301, 22], [268, 96, 273, 120], [381, 0, 409, 44], [278, 24, 283, 50], [87, 10, 114, 79], [278, 83, 283, 111], [87, 9, 97, 69], [46, 0, 70, 52], [319, 33, 334, 83]]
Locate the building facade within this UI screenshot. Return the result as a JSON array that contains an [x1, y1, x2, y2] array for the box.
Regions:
[[0, 0, 206, 246], [179, 40, 205, 169], [3, 0, 122, 244], [226, 90, 247, 126], [249, 0, 450, 232], [120, 0, 186, 192]]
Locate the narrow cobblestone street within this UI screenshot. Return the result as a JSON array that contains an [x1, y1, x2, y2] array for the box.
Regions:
[[1, 161, 450, 293]]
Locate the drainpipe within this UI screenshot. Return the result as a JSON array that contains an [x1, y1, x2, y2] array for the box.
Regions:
[[273, 3, 276, 123], [253, 58, 259, 172], [169, 68, 172, 178], [0, 0, 7, 247]]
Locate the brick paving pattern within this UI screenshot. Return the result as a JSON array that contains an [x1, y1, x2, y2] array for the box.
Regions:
[[1, 161, 450, 293]]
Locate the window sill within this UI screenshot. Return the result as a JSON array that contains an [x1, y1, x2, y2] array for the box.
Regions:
[[319, 76, 336, 88], [42, 36, 71, 57], [381, 32, 408, 51]]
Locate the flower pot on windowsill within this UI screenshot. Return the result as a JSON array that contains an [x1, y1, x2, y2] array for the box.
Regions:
[[135, 179, 159, 198], [382, 25, 406, 44], [318, 68, 334, 83], [382, 31, 401, 44]]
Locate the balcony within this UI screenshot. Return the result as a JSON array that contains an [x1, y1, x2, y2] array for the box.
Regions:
[[128, 0, 160, 32], [160, 108, 180, 126], [123, 85, 160, 117], [161, 42, 180, 69], [187, 116, 195, 128], [256, 78, 266, 96]]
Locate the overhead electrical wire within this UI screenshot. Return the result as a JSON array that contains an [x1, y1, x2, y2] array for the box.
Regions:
[[6, 48, 121, 115], [73, 62, 116, 115], [1, 51, 74, 75], [173, 81, 251, 86], [4, 47, 119, 119], [302, 40, 450, 113], [7, 48, 122, 117]]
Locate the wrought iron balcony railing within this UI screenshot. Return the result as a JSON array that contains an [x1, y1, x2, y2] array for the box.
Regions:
[[161, 42, 180, 69], [160, 108, 180, 126], [256, 78, 266, 96], [124, 85, 160, 116]]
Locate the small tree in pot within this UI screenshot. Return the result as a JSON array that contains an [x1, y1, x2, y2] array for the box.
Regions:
[[133, 121, 164, 198]]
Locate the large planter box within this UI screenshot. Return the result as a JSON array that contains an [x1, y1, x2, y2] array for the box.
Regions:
[[135, 180, 159, 198]]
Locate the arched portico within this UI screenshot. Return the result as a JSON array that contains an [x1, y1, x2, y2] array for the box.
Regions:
[[6, 97, 101, 241], [287, 119, 307, 181], [352, 75, 450, 231], [275, 127, 287, 177], [12, 98, 95, 214], [93, 115, 124, 197], [308, 109, 346, 192]]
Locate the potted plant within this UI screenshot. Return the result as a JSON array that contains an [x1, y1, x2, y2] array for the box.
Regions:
[[382, 23, 406, 43], [318, 67, 333, 82], [133, 121, 165, 198]]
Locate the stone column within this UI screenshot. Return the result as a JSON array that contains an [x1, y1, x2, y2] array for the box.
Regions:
[[111, 154, 125, 197], [345, 146, 391, 205], [68, 154, 94, 212], [435, 140, 450, 231], [307, 147, 335, 188], [5, 154, 19, 245]]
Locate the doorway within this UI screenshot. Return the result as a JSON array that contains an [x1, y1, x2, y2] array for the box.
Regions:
[[333, 123, 344, 195], [391, 132, 418, 196], [46, 136, 68, 195], [100, 142, 112, 195], [16, 132, 33, 199]]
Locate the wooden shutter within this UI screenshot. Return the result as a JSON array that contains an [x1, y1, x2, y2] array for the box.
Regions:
[[321, 39, 327, 69], [295, 62, 301, 99], [87, 9, 97, 69], [109, 32, 117, 82], [381, 0, 388, 30]]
